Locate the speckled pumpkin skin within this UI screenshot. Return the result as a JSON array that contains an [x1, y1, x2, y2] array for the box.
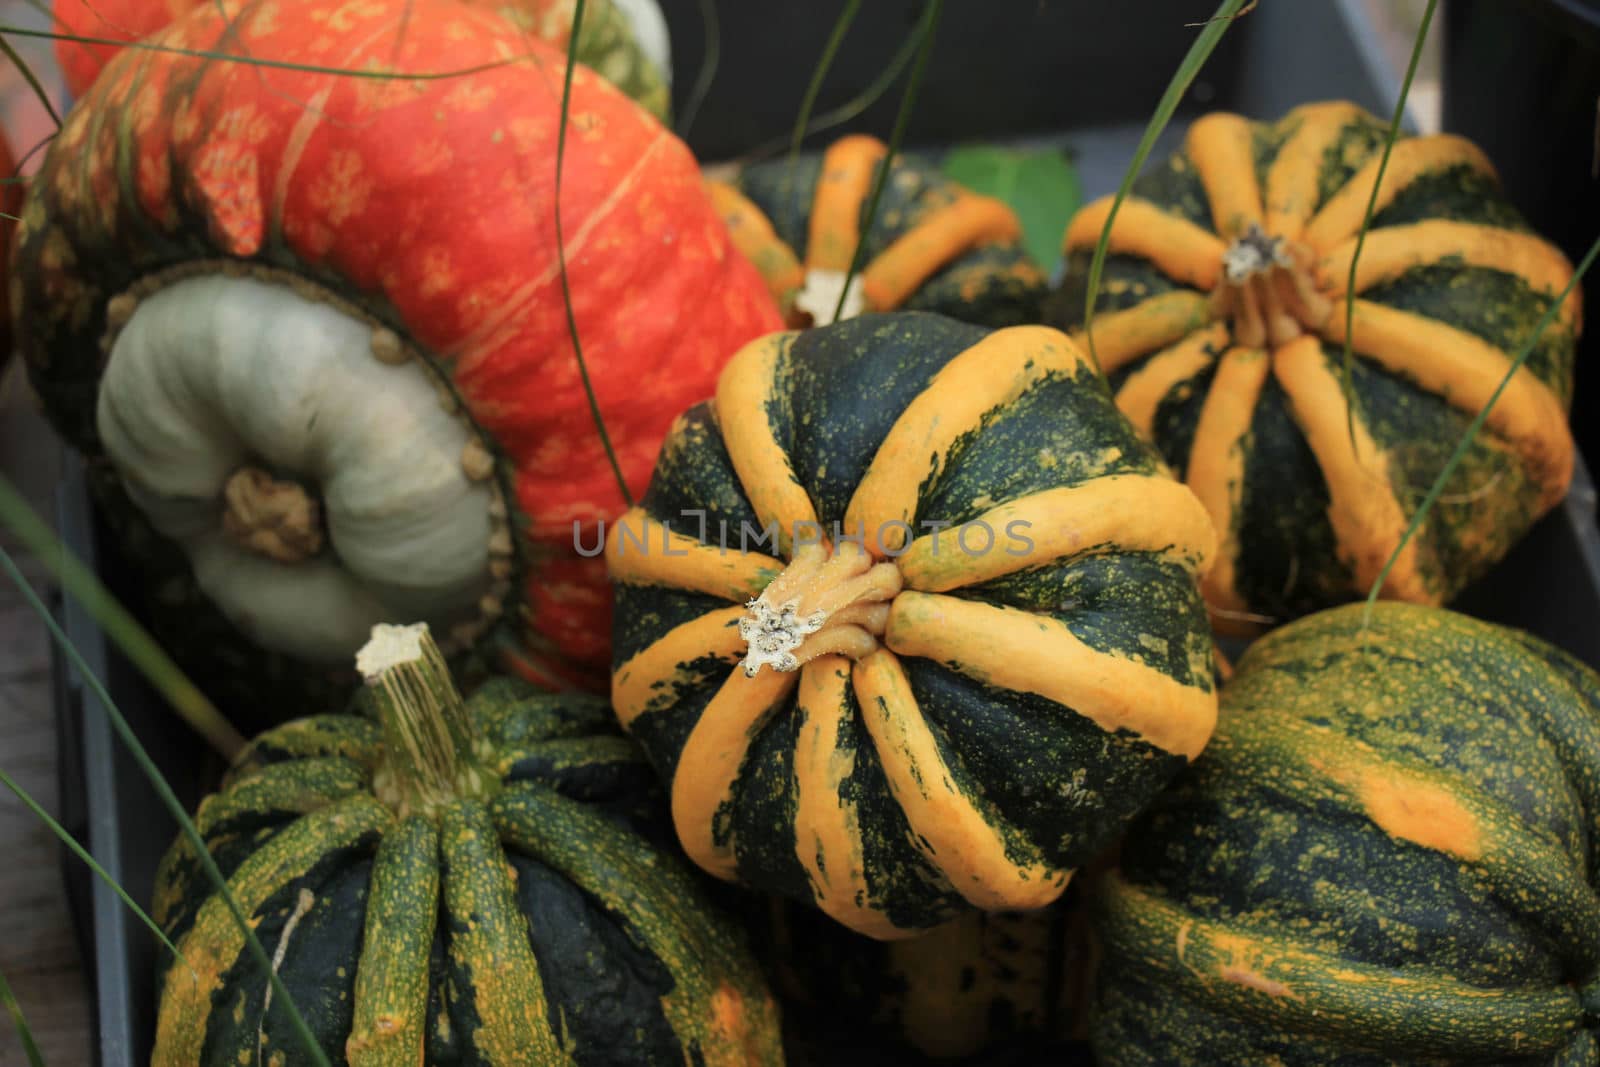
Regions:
[[13, 0, 781, 711], [766, 895, 1091, 1061], [1092, 602, 1600, 1065], [1050, 101, 1580, 633], [608, 312, 1219, 939], [52, 0, 671, 118], [149, 677, 783, 1065], [711, 136, 1048, 328]]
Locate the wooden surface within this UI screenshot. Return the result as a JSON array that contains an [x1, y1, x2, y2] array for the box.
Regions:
[[0, 358, 93, 1066]]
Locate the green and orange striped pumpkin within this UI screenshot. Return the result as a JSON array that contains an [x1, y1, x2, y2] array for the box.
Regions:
[[606, 312, 1219, 939], [710, 135, 1048, 329], [1051, 100, 1581, 633], [1092, 602, 1600, 1065], [149, 624, 782, 1065]]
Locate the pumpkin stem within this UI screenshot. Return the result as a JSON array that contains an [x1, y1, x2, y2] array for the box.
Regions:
[[220, 466, 324, 563], [359, 622, 496, 819], [738, 540, 902, 675], [1213, 222, 1331, 346]]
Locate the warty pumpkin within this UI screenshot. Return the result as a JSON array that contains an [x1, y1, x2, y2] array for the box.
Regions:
[[149, 622, 784, 1065], [709, 135, 1048, 329], [13, 0, 781, 717], [51, 0, 674, 118], [1050, 100, 1581, 633], [1092, 602, 1600, 1065], [606, 312, 1219, 939]]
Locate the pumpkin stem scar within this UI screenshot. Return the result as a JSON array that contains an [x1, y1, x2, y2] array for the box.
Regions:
[[360, 623, 499, 820], [258, 887, 316, 1062], [94, 266, 522, 661], [1212, 222, 1332, 347], [222, 466, 325, 563], [738, 540, 903, 676]]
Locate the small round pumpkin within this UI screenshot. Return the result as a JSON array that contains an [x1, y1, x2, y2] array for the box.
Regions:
[[1092, 602, 1600, 1065], [1050, 101, 1581, 633], [710, 135, 1048, 329], [51, 0, 674, 118], [150, 623, 783, 1065], [607, 312, 1219, 938], [14, 0, 780, 716]]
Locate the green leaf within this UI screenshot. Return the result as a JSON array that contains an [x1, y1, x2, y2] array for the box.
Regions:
[[941, 144, 1082, 272]]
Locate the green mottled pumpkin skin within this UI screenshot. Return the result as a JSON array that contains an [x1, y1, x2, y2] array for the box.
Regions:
[[613, 313, 1217, 936], [1049, 106, 1577, 625], [763, 895, 1092, 1061], [1092, 602, 1600, 1065], [150, 677, 782, 1065], [737, 154, 1047, 328]]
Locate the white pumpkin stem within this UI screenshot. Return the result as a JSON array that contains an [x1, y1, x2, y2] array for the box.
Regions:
[[738, 540, 902, 676], [359, 623, 494, 819]]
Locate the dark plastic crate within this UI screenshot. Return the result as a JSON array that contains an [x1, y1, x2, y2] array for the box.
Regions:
[[50, 2, 1600, 1063]]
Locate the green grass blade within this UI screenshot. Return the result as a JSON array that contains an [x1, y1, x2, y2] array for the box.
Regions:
[[1080, 0, 1248, 372], [1364, 228, 1600, 614], [555, 0, 632, 508], [12, 132, 56, 177], [735, 27, 919, 166], [0, 34, 60, 129], [674, 0, 718, 139], [1339, 0, 1437, 446], [831, 0, 941, 324], [1, 24, 529, 80], [0, 478, 245, 758], [0, 544, 334, 1067], [0, 767, 187, 967], [0, 967, 46, 1067], [786, 0, 861, 175]]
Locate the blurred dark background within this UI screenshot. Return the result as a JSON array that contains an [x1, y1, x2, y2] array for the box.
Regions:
[[656, 1, 1249, 158], [1443, 0, 1600, 479]]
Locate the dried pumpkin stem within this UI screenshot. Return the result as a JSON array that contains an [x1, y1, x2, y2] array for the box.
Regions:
[[1216, 222, 1329, 346], [220, 466, 324, 563], [360, 623, 495, 819], [739, 540, 902, 676]]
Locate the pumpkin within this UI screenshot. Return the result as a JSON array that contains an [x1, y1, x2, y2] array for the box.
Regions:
[[0, 126, 18, 365], [1049, 100, 1581, 633], [13, 0, 781, 719], [767, 896, 1091, 1061], [709, 135, 1049, 329], [51, 0, 674, 118], [1091, 601, 1600, 1065], [149, 622, 784, 1065], [606, 311, 1219, 938]]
